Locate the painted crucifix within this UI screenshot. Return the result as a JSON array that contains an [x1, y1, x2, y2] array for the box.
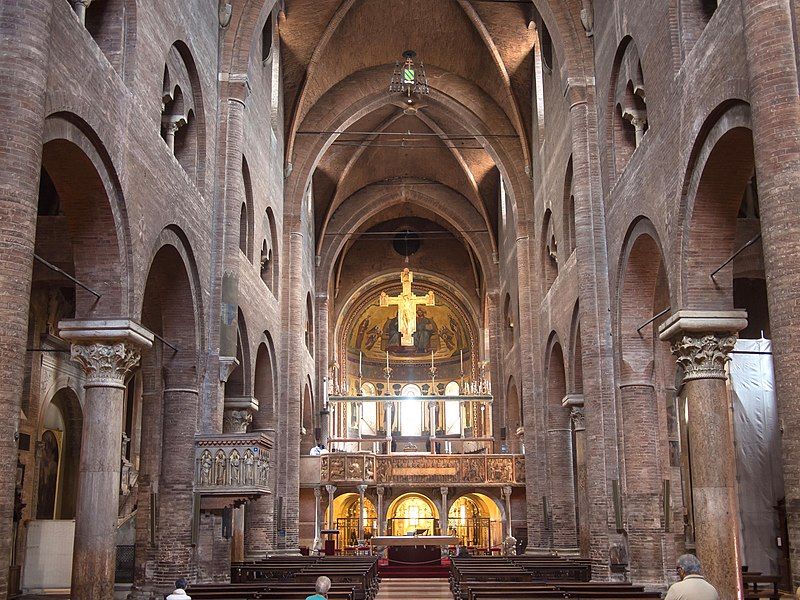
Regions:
[[380, 268, 435, 347]]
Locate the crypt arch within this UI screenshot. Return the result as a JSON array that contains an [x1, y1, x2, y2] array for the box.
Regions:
[[447, 492, 504, 550], [386, 492, 439, 537]]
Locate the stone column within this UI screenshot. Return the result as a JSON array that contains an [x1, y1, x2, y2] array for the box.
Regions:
[[659, 310, 747, 600], [326, 484, 337, 530], [72, 0, 91, 25], [357, 485, 367, 545], [0, 2, 55, 596], [429, 401, 437, 453], [385, 402, 394, 454], [569, 406, 590, 558], [440, 487, 449, 536], [376, 487, 385, 536], [59, 320, 153, 600], [739, 0, 800, 585], [312, 486, 323, 555], [502, 486, 517, 555]]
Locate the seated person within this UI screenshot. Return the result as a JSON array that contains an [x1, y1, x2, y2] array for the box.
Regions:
[[306, 575, 332, 600]]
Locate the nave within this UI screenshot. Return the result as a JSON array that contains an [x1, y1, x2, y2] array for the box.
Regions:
[[0, 0, 798, 599]]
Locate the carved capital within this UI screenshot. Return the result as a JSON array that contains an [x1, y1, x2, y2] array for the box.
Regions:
[[223, 409, 253, 434], [671, 334, 737, 381], [71, 342, 141, 388], [314, 486, 322, 499], [502, 485, 512, 499], [325, 484, 337, 496], [218, 356, 240, 383], [376, 486, 385, 497], [570, 407, 586, 432], [357, 484, 367, 495], [440, 486, 449, 498]]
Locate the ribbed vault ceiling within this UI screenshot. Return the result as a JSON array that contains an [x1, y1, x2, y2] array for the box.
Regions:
[[281, 0, 539, 259]]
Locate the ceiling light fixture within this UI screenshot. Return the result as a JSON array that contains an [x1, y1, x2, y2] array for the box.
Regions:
[[389, 50, 430, 98]]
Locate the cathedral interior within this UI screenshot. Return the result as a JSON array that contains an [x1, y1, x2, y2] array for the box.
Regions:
[[0, 0, 798, 599]]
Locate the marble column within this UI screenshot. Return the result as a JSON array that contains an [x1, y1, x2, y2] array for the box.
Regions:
[[60, 320, 153, 600], [357, 485, 367, 545], [568, 401, 590, 559], [739, 0, 800, 585], [326, 485, 337, 530], [312, 487, 323, 555], [502, 486, 517, 555], [385, 403, 394, 454], [440, 487, 449, 536], [72, 0, 92, 25], [429, 401, 437, 453], [660, 310, 747, 600], [376, 487, 385, 536]]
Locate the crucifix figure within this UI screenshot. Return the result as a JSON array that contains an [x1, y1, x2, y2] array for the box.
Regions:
[[380, 268, 435, 347]]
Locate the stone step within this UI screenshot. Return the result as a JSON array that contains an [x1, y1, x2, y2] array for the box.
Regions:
[[376, 578, 452, 600]]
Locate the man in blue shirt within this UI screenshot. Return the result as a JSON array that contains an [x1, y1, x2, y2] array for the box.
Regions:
[[306, 575, 331, 600]]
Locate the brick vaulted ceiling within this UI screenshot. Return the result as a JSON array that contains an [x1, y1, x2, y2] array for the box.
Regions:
[[280, 0, 539, 254]]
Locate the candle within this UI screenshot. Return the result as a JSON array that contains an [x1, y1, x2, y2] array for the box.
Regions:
[[431, 350, 434, 368], [460, 350, 463, 372], [386, 351, 389, 369], [359, 351, 362, 375]]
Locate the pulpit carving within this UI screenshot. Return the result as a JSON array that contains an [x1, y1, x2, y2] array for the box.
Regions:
[[194, 431, 274, 509]]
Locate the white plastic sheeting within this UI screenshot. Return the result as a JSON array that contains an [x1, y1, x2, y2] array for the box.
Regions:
[[729, 338, 785, 574]]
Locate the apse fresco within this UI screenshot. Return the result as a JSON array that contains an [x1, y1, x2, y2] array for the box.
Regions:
[[349, 299, 471, 362]]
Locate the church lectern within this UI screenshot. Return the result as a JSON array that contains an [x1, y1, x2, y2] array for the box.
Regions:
[[321, 529, 339, 556]]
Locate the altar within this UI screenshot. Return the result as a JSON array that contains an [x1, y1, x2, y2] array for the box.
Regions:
[[371, 535, 459, 565]]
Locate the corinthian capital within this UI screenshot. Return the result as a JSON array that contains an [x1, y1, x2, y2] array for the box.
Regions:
[[671, 334, 737, 381], [658, 310, 747, 382], [570, 407, 586, 432], [59, 319, 154, 388], [71, 342, 142, 387]]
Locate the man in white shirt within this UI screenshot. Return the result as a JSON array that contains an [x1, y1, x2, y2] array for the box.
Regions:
[[665, 554, 719, 600]]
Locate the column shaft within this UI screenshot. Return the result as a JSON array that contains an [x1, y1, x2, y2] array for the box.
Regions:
[[357, 486, 366, 544], [684, 375, 741, 598], [0, 2, 54, 596], [71, 378, 128, 598], [61, 329, 151, 600], [740, 0, 800, 585], [659, 315, 746, 600], [571, 409, 591, 559]]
